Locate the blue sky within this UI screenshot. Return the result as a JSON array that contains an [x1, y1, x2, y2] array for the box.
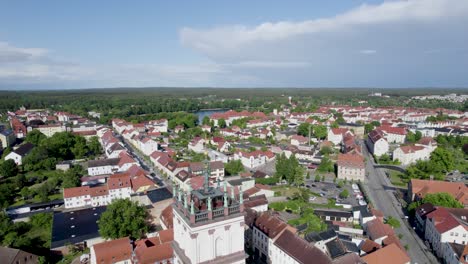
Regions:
[[1, 0, 467, 89]]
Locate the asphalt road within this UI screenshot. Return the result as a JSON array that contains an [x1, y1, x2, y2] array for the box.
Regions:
[[116, 134, 166, 187], [360, 140, 438, 264]]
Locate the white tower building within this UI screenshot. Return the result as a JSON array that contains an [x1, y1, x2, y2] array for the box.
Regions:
[[172, 162, 246, 264]]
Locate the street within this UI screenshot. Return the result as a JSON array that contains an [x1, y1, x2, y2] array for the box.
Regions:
[[116, 134, 166, 188], [360, 140, 438, 264]]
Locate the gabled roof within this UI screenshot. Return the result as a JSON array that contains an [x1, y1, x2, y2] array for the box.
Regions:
[[274, 229, 332, 264], [160, 205, 173, 229], [426, 207, 468, 234], [365, 218, 394, 241], [254, 212, 288, 239], [63, 186, 90, 199], [360, 239, 381, 254], [361, 243, 410, 264], [134, 229, 173, 263], [337, 153, 365, 169], [12, 142, 34, 156], [107, 174, 132, 190], [410, 179, 467, 204], [93, 237, 132, 264]]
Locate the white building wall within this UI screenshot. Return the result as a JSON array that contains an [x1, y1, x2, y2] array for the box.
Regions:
[[173, 208, 245, 264]]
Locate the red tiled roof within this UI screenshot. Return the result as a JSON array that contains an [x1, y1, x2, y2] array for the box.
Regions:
[[411, 179, 467, 204], [254, 212, 288, 239], [134, 229, 174, 263], [361, 243, 410, 264], [89, 185, 109, 197], [107, 174, 132, 190], [160, 205, 173, 229], [337, 153, 365, 169], [93, 237, 132, 264], [360, 239, 381, 254], [398, 145, 425, 154], [366, 218, 394, 241], [63, 186, 90, 198]]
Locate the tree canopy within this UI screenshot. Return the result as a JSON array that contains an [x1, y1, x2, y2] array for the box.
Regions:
[[98, 199, 149, 239], [408, 192, 463, 212], [275, 153, 304, 186], [225, 160, 244, 176]]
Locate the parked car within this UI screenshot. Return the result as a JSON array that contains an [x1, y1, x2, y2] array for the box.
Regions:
[[308, 164, 318, 169]]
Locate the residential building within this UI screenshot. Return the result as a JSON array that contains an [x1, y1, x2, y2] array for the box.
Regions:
[[188, 137, 206, 153], [425, 207, 468, 258], [327, 128, 351, 146], [336, 153, 365, 181], [234, 150, 275, 169], [442, 243, 468, 264], [36, 124, 66, 137], [361, 243, 410, 264], [392, 145, 431, 165], [4, 142, 34, 165], [87, 158, 120, 176], [0, 246, 39, 264], [366, 129, 389, 157], [252, 212, 292, 262], [378, 125, 407, 144], [290, 135, 309, 146], [271, 229, 332, 264], [0, 129, 15, 150], [408, 179, 468, 206]]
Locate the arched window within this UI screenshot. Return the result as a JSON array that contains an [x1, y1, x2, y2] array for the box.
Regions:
[[215, 236, 224, 257]]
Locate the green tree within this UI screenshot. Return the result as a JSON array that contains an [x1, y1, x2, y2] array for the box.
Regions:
[[225, 160, 244, 176], [313, 125, 327, 140], [25, 130, 46, 145], [292, 165, 305, 186], [339, 189, 349, 198], [408, 192, 463, 212], [217, 118, 226, 128], [202, 116, 211, 126], [337, 180, 344, 188], [88, 136, 103, 156], [62, 169, 81, 188], [317, 156, 334, 173], [98, 199, 149, 239], [415, 131, 422, 142], [406, 131, 416, 143], [0, 159, 18, 178], [385, 216, 401, 228], [297, 123, 311, 137], [314, 174, 321, 182], [364, 123, 375, 134], [430, 147, 454, 173]]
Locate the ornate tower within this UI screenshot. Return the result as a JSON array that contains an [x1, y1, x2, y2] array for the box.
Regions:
[[172, 162, 246, 264]]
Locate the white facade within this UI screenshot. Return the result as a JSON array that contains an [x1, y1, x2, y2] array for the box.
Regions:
[[337, 164, 365, 181], [367, 137, 389, 157], [88, 165, 117, 176], [173, 207, 245, 264], [5, 152, 23, 165], [64, 194, 91, 209], [234, 152, 275, 169], [425, 219, 468, 258], [393, 147, 431, 166]]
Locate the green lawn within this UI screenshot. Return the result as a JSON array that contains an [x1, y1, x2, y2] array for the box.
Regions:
[[388, 170, 408, 187], [272, 186, 303, 197]]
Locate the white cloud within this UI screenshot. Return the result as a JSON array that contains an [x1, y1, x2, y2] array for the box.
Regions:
[[359, 49, 377, 55], [0, 41, 48, 63], [179, 0, 468, 87]]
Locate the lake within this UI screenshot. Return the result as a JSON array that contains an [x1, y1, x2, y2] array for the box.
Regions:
[[195, 109, 227, 124]]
